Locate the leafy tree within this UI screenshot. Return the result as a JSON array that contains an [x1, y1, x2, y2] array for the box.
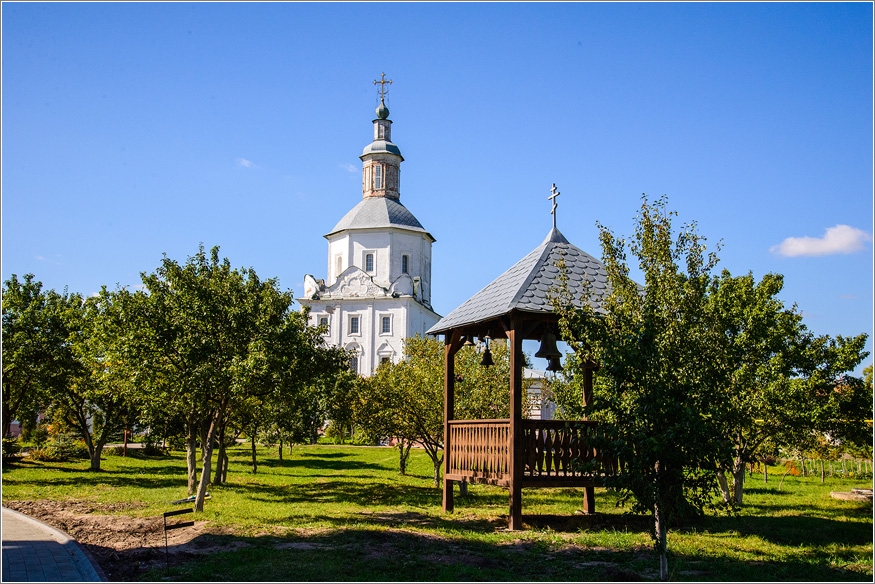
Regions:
[[2, 274, 78, 438], [703, 270, 807, 504], [136, 245, 345, 511], [54, 287, 142, 471], [360, 335, 519, 485], [556, 196, 731, 581]]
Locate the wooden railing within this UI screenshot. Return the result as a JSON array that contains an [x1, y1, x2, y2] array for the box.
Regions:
[[446, 419, 510, 485], [521, 419, 605, 486], [446, 419, 611, 488]]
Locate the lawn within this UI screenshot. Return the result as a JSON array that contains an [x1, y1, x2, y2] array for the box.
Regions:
[[2, 442, 872, 581]]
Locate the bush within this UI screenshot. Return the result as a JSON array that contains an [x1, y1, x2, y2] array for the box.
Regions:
[[31, 433, 91, 462], [2, 437, 22, 463]]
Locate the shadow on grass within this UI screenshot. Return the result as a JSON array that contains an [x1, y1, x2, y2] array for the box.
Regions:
[[699, 513, 873, 548], [116, 521, 871, 583]]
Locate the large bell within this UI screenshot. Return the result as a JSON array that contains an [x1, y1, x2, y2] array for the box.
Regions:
[[480, 345, 494, 367], [535, 331, 562, 361]]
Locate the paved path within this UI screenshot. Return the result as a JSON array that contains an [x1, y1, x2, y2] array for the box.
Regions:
[[2, 507, 104, 582]]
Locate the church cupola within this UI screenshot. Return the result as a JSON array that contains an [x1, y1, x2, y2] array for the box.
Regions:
[[361, 73, 403, 200]]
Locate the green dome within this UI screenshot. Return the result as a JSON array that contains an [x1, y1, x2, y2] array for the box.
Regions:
[[376, 99, 390, 120]]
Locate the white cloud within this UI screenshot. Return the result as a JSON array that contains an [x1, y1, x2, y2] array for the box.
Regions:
[[342, 163, 357, 174], [236, 158, 255, 168], [770, 225, 872, 257]]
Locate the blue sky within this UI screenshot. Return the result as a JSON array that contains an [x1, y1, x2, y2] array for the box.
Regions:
[[3, 2, 873, 373]]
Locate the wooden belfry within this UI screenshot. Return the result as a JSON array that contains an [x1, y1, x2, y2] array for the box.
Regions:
[[426, 185, 611, 530]]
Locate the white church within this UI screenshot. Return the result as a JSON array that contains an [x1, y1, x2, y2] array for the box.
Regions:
[[299, 78, 441, 376]]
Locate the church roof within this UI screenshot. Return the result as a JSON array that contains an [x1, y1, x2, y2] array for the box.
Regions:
[[427, 227, 610, 335], [326, 197, 435, 241]]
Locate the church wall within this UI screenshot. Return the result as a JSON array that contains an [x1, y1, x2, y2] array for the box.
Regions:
[[304, 295, 439, 376]]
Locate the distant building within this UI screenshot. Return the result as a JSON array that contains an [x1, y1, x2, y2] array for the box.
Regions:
[[299, 83, 440, 376]]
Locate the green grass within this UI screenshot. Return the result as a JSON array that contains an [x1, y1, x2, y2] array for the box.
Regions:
[[2, 444, 872, 581]]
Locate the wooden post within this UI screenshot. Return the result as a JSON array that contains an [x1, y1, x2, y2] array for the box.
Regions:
[[508, 322, 524, 530], [443, 331, 461, 513], [582, 362, 596, 514]]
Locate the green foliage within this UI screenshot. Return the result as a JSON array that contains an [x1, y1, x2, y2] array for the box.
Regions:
[[2, 274, 79, 437], [28, 432, 90, 462], [2, 437, 22, 463], [133, 244, 349, 508], [556, 196, 731, 578], [358, 335, 518, 484]]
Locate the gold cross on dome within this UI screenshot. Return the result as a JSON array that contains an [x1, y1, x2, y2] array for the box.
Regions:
[[373, 72, 393, 100], [548, 183, 560, 229]]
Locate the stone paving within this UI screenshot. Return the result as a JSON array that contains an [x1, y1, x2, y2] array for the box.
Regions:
[[2, 506, 103, 582]]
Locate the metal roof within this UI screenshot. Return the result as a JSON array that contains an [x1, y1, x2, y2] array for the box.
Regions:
[[361, 139, 403, 158], [427, 227, 610, 335], [326, 197, 435, 241]]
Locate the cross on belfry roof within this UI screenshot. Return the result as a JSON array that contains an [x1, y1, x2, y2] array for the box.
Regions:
[[548, 183, 560, 230], [374, 72, 392, 100]]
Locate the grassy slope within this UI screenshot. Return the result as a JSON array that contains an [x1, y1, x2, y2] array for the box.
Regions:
[[2, 443, 872, 581]]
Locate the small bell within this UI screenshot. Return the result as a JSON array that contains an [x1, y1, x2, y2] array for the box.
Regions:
[[546, 356, 563, 372], [462, 335, 475, 347]]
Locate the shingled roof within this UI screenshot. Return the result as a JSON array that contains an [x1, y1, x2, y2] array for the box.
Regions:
[[427, 227, 610, 336]]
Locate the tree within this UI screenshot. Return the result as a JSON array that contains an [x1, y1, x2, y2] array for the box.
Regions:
[[136, 244, 345, 511], [556, 196, 731, 581], [54, 287, 141, 471], [2, 274, 78, 438], [363, 335, 445, 485], [703, 270, 807, 504], [360, 335, 519, 485]]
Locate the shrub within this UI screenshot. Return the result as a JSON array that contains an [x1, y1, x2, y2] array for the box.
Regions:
[[2, 437, 22, 463], [31, 433, 91, 462]]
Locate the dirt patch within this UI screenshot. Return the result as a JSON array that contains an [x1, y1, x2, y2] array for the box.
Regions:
[[4, 499, 232, 581]]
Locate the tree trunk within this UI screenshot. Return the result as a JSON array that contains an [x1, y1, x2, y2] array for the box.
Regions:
[[459, 480, 468, 497], [214, 423, 227, 485], [716, 470, 732, 504], [820, 459, 825, 484], [278, 438, 283, 462], [195, 415, 219, 513], [732, 457, 745, 506], [800, 455, 807, 477], [433, 457, 442, 488], [251, 435, 258, 474], [653, 487, 668, 581], [186, 426, 198, 495], [89, 442, 105, 471], [123, 428, 128, 457], [398, 441, 412, 475], [213, 448, 225, 485], [763, 460, 768, 483]]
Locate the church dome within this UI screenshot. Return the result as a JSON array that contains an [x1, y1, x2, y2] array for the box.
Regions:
[[361, 140, 403, 158], [326, 197, 434, 241], [376, 99, 390, 120]]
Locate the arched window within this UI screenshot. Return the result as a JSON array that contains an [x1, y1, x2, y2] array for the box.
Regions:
[[401, 254, 409, 274], [365, 253, 374, 273]]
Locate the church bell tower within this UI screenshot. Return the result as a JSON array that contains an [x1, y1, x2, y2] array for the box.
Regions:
[[299, 74, 441, 376]]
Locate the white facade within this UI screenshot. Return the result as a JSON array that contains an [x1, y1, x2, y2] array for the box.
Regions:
[[299, 96, 440, 376]]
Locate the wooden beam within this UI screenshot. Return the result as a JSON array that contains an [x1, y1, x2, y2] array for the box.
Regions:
[[507, 317, 524, 530], [443, 330, 463, 513]]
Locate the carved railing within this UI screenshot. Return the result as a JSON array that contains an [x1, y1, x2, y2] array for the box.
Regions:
[[446, 418, 612, 488], [446, 419, 510, 485], [521, 420, 605, 486]]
